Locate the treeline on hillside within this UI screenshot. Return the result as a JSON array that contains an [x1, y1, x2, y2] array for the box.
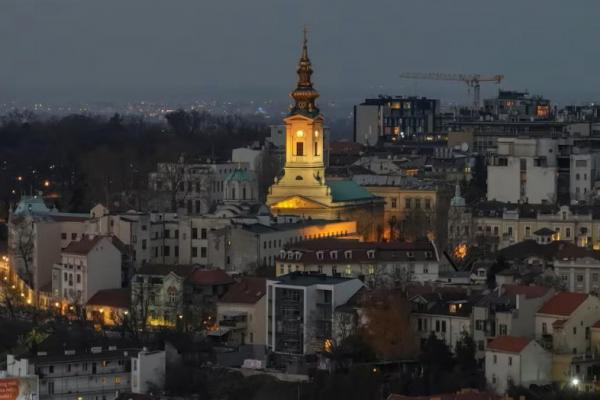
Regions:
[[0, 110, 269, 217]]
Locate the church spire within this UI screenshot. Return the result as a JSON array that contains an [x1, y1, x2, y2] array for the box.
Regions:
[[290, 27, 320, 116]]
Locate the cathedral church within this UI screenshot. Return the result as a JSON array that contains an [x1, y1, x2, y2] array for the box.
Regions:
[[266, 33, 384, 239]]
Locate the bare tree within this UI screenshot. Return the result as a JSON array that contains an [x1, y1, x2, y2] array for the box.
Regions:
[[11, 217, 35, 289]]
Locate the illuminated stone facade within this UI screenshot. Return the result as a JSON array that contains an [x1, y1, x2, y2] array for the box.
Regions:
[[266, 33, 383, 239]]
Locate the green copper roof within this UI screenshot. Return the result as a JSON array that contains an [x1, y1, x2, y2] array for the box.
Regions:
[[225, 169, 251, 183], [328, 180, 376, 203]]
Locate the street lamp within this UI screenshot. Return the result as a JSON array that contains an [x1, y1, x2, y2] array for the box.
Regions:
[[571, 377, 580, 388]]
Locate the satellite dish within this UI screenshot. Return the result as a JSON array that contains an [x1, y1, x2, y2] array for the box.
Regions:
[[460, 142, 469, 152]]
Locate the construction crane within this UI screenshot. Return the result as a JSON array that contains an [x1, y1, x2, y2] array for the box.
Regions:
[[399, 72, 504, 110]]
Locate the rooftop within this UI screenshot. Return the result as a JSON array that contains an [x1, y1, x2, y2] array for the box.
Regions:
[[270, 272, 357, 287], [537, 292, 588, 316], [486, 336, 531, 354], [219, 277, 266, 304], [87, 288, 130, 309], [328, 179, 378, 203]]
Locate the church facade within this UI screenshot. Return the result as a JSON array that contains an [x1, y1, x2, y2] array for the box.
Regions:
[[266, 34, 384, 239]]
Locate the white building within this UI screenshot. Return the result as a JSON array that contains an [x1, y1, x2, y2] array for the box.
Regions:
[[216, 277, 267, 346], [410, 292, 475, 352], [7, 346, 140, 400], [472, 285, 554, 359], [570, 153, 599, 203], [51, 235, 123, 305], [535, 291, 600, 355], [209, 217, 358, 273], [485, 336, 551, 394], [8, 196, 89, 294], [487, 138, 558, 204], [276, 237, 442, 286], [131, 349, 166, 395], [553, 250, 600, 294], [266, 274, 364, 356]]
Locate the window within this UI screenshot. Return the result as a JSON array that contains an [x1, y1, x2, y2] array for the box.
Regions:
[[192, 228, 198, 239], [542, 322, 548, 335], [174, 246, 179, 257], [425, 199, 431, 209], [201, 228, 207, 239], [493, 355, 497, 364], [391, 198, 397, 209], [201, 247, 207, 258], [48, 381, 54, 395], [415, 199, 421, 209], [314, 141, 319, 156], [164, 229, 170, 238], [76, 274, 81, 284], [64, 272, 68, 282], [573, 327, 577, 335], [142, 239, 147, 250], [115, 376, 121, 384], [61, 233, 67, 240], [71, 233, 77, 240], [499, 324, 507, 335], [296, 141, 304, 156], [405, 198, 411, 209], [164, 246, 170, 256], [566, 228, 571, 238], [192, 247, 198, 257], [441, 321, 446, 332], [49, 365, 54, 373]]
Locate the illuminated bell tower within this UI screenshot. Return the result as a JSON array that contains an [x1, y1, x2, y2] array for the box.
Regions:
[[267, 29, 331, 203]]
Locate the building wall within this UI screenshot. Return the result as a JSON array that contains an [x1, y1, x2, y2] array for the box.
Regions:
[[86, 239, 122, 303], [131, 350, 166, 394], [554, 259, 600, 293], [485, 351, 521, 394], [217, 297, 267, 346]]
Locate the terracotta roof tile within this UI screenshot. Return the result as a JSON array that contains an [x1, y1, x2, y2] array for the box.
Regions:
[[537, 292, 588, 316], [187, 269, 234, 286], [487, 336, 531, 353], [86, 288, 130, 309], [220, 277, 266, 304], [62, 236, 103, 255]]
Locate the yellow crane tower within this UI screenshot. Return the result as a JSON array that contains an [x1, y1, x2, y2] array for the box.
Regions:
[[399, 72, 504, 110]]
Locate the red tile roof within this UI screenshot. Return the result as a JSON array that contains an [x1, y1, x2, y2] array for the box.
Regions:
[[86, 288, 130, 309], [279, 238, 437, 264], [537, 292, 588, 316], [501, 284, 550, 299], [187, 269, 234, 286], [62, 236, 103, 255], [592, 320, 600, 329], [220, 277, 266, 304], [487, 336, 531, 354], [62, 235, 126, 255]]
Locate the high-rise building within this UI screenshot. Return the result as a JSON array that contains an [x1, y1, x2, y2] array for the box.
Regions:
[[353, 96, 440, 146]]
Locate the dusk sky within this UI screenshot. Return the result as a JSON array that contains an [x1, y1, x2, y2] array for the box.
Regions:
[[2, 0, 599, 106]]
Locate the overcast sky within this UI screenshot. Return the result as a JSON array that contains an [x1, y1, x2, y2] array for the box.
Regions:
[[1, 0, 599, 106]]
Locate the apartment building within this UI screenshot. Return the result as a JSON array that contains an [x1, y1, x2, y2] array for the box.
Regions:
[[51, 235, 124, 306], [485, 336, 551, 395], [266, 273, 364, 357], [216, 277, 267, 346], [276, 238, 441, 286], [487, 138, 558, 204]]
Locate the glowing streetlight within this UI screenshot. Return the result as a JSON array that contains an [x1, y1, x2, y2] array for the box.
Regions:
[[17, 176, 22, 182], [43, 180, 50, 188], [571, 377, 580, 387]]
